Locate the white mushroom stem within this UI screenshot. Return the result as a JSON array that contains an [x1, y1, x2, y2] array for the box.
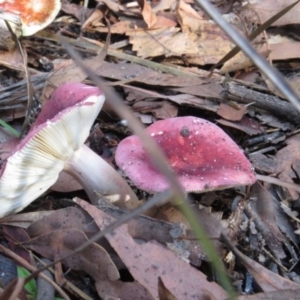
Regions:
[[64, 145, 139, 209]]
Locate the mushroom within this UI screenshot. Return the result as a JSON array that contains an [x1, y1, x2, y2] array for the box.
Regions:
[[115, 116, 256, 193], [0, 0, 61, 36], [0, 82, 139, 218]]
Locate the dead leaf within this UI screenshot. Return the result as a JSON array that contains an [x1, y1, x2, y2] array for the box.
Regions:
[[0, 211, 52, 228], [97, 280, 155, 300], [132, 100, 178, 119], [82, 8, 104, 29], [170, 82, 223, 99], [251, 133, 300, 199], [248, 0, 300, 26], [137, 0, 157, 28], [0, 47, 24, 71], [27, 205, 186, 246], [248, 182, 286, 260], [128, 27, 198, 58], [158, 277, 178, 300], [75, 198, 228, 300], [237, 289, 300, 300], [23, 228, 120, 282], [177, 0, 203, 32], [52, 172, 82, 192], [217, 103, 247, 121], [124, 85, 219, 111], [221, 234, 300, 292], [217, 116, 265, 136]]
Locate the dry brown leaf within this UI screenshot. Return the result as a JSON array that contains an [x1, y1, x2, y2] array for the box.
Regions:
[[137, 0, 157, 28], [128, 24, 233, 65], [223, 234, 300, 292], [61, 2, 92, 21], [217, 103, 247, 121], [82, 8, 104, 29], [248, 0, 300, 26], [220, 47, 270, 73], [217, 117, 265, 136], [237, 289, 300, 300], [248, 182, 286, 260], [170, 82, 223, 99], [132, 100, 178, 119], [0, 211, 52, 228], [0, 48, 24, 71], [152, 0, 176, 13], [251, 134, 300, 199], [124, 85, 219, 110], [75, 198, 228, 300], [97, 0, 126, 14], [128, 27, 198, 58], [52, 172, 82, 192], [27, 205, 185, 246], [96, 61, 210, 87], [23, 228, 120, 282], [97, 280, 155, 300], [154, 13, 177, 28], [177, 0, 203, 32], [27, 207, 98, 238], [158, 277, 178, 300]]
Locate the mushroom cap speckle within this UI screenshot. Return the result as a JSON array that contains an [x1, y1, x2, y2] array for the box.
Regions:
[[0, 83, 105, 217], [115, 116, 256, 193], [0, 0, 61, 36]]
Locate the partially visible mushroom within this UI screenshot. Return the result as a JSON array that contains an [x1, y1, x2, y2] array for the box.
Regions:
[[115, 116, 256, 193], [0, 0, 61, 50], [0, 82, 139, 218], [0, 0, 61, 36]]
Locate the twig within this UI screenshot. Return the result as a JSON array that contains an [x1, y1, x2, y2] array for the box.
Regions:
[[224, 82, 300, 124]]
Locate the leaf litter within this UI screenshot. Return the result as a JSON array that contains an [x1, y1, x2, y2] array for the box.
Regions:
[[1, 0, 300, 299]]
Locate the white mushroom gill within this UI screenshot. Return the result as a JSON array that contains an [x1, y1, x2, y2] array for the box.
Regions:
[[0, 94, 105, 218]]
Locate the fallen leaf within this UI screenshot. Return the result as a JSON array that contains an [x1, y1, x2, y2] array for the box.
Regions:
[[176, 0, 203, 32], [23, 228, 120, 282], [250, 134, 300, 199], [158, 277, 178, 300], [137, 0, 157, 28], [217, 103, 247, 121], [217, 116, 265, 136], [237, 289, 300, 300], [248, 0, 300, 26], [222, 234, 300, 292], [248, 182, 286, 260], [96, 61, 212, 87], [0, 47, 24, 71], [75, 198, 228, 300], [132, 100, 178, 119], [97, 280, 155, 300]]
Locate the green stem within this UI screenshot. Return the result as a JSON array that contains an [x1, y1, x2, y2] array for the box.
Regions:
[[0, 118, 20, 137], [175, 196, 237, 299]]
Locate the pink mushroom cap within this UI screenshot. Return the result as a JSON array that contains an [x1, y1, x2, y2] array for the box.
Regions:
[[33, 82, 102, 127], [115, 116, 256, 193]]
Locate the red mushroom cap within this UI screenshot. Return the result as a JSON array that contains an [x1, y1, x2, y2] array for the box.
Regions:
[[115, 116, 256, 193]]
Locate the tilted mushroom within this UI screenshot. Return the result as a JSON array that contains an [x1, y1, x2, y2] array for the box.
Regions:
[[0, 0, 61, 36], [0, 82, 139, 218], [115, 116, 256, 193], [0, 0, 61, 50]]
